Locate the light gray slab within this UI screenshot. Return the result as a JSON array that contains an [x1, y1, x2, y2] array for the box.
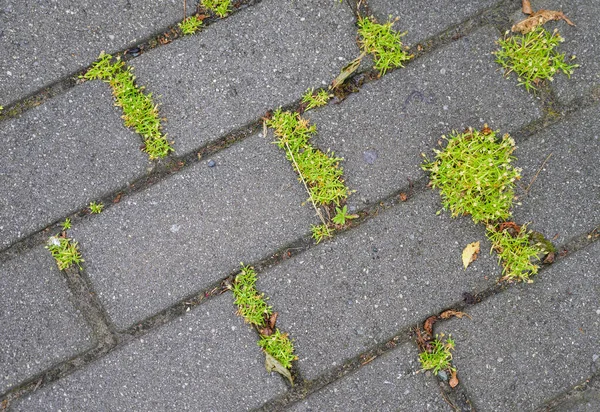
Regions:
[[13, 294, 286, 411]]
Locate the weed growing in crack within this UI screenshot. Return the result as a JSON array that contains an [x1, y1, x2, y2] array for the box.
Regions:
[[486, 223, 541, 282], [494, 27, 578, 92], [82, 52, 173, 159], [358, 16, 413, 76], [61, 218, 72, 231], [46, 236, 84, 270], [89, 201, 104, 214], [311, 223, 333, 244], [332, 205, 358, 226], [201, 0, 231, 18], [302, 88, 330, 111], [178, 15, 203, 35], [258, 330, 297, 370], [419, 333, 456, 375]]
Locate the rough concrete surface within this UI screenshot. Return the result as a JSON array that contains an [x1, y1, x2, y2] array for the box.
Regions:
[[13, 295, 286, 411], [0, 246, 94, 394]]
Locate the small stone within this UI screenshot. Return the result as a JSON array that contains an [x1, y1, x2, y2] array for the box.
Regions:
[[438, 370, 448, 381], [108, 34, 115, 41], [363, 149, 378, 165], [207, 159, 216, 167]]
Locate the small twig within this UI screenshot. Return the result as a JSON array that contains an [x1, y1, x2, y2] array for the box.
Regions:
[[525, 153, 552, 194], [183, 0, 187, 21]]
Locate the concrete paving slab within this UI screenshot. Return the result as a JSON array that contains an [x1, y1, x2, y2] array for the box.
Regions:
[[306, 26, 541, 210], [0, 0, 188, 106], [130, 0, 358, 157], [290, 342, 450, 412], [0, 246, 94, 394], [257, 189, 501, 381], [0, 81, 149, 250], [13, 294, 286, 411], [512, 103, 600, 243], [70, 133, 317, 330], [368, 0, 500, 46], [444, 241, 600, 411]]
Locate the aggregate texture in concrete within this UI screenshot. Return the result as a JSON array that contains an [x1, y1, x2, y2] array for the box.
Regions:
[[444, 241, 600, 411], [70, 132, 317, 330], [512, 103, 600, 243], [13, 294, 286, 411], [290, 342, 450, 412], [129, 0, 359, 157], [368, 0, 500, 46], [0, 81, 149, 250], [306, 26, 541, 210], [0, 0, 189, 106], [0, 246, 94, 394], [257, 189, 501, 381]]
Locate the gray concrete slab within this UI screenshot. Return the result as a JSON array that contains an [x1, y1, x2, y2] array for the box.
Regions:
[[306, 26, 541, 210], [508, 0, 600, 105], [368, 0, 500, 46], [0, 81, 149, 249], [290, 342, 450, 412], [0, 246, 94, 394], [0, 0, 188, 106], [257, 189, 501, 381], [70, 132, 317, 330], [130, 0, 358, 157], [444, 241, 600, 411], [512, 103, 600, 243], [13, 294, 286, 411]]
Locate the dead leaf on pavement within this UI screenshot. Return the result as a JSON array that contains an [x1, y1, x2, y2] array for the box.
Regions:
[[268, 312, 278, 330], [462, 241, 480, 269], [265, 352, 293, 386], [449, 369, 459, 388], [543, 252, 555, 264], [331, 52, 365, 89], [440, 309, 472, 320], [512, 10, 575, 34], [424, 315, 438, 336], [522, 0, 533, 15]]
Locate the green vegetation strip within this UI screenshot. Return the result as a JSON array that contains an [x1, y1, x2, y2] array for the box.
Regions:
[[201, 0, 232, 18], [419, 334, 456, 375], [358, 16, 412, 76], [231, 265, 296, 383], [46, 235, 84, 271], [82, 52, 173, 159], [179, 15, 203, 35]]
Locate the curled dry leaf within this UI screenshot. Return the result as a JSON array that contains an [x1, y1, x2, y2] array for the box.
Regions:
[[522, 0, 533, 15], [424, 315, 438, 336], [268, 312, 278, 330], [462, 241, 480, 269], [449, 369, 459, 388], [440, 309, 472, 320], [331, 52, 366, 89], [512, 10, 575, 34], [265, 352, 293, 386]]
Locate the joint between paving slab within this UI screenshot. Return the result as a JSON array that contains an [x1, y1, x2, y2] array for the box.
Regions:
[[533, 373, 600, 412]]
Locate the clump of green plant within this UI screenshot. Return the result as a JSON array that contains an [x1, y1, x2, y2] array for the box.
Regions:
[[89, 201, 104, 214], [358, 16, 413, 76], [487, 224, 541, 282], [46, 236, 84, 270], [302, 88, 330, 111], [311, 223, 333, 244], [178, 15, 203, 35], [82, 52, 173, 159], [332, 205, 358, 226], [232, 265, 273, 326], [422, 127, 522, 224], [258, 330, 297, 369], [419, 334, 456, 375], [494, 27, 578, 92], [61, 218, 72, 230], [201, 0, 231, 17]]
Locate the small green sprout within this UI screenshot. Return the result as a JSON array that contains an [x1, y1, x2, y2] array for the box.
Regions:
[[89, 202, 104, 214], [302, 88, 330, 111], [419, 334, 456, 375], [46, 236, 84, 270], [178, 15, 203, 35], [201, 0, 231, 18], [358, 16, 413, 76], [332, 205, 358, 226], [422, 127, 521, 224], [258, 330, 298, 369], [311, 224, 333, 244], [232, 265, 272, 326], [61, 218, 72, 231], [494, 27, 578, 92], [486, 223, 542, 283]]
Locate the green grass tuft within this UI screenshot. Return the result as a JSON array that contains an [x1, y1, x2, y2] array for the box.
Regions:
[[61, 218, 72, 231], [89, 201, 104, 214], [422, 127, 521, 224], [178, 15, 203, 35], [258, 330, 298, 369], [232, 265, 272, 326], [46, 236, 84, 270], [311, 224, 333, 244], [419, 334, 456, 375], [82, 52, 173, 159], [486, 224, 541, 282], [494, 27, 578, 92], [201, 0, 232, 18], [358, 16, 413, 76], [302, 88, 330, 111]]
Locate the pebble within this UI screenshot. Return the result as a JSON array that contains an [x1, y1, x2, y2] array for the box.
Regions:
[[363, 149, 378, 165], [207, 159, 216, 167], [438, 370, 448, 381]]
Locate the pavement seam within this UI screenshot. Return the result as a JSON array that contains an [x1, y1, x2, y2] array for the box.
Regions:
[[533, 373, 600, 412]]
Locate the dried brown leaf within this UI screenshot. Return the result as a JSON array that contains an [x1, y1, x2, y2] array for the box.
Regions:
[[331, 53, 365, 89], [522, 0, 533, 15], [462, 241, 480, 269], [440, 310, 472, 320], [424, 315, 438, 336], [265, 352, 293, 385], [449, 369, 459, 388], [512, 10, 575, 34], [268, 312, 278, 329]]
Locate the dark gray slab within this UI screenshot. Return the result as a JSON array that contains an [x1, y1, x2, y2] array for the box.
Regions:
[[444, 241, 600, 411], [0, 246, 94, 394], [509, 0, 600, 104], [368, 0, 500, 46], [0, 0, 189, 106], [13, 294, 286, 411], [130, 0, 358, 156], [70, 133, 317, 330], [307, 26, 542, 210], [290, 343, 450, 412], [540, 377, 600, 412], [512, 103, 600, 243], [0, 81, 149, 249], [257, 190, 501, 381]]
